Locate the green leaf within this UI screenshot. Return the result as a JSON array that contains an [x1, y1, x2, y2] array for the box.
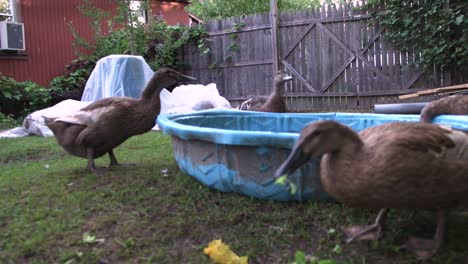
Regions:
[[294, 250, 307, 264], [310, 256, 320, 264], [332, 244, 342, 255], [275, 175, 288, 185], [2, 91, 12, 99], [82, 232, 105, 244], [455, 14, 464, 25], [290, 183, 297, 195], [82, 232, 96, 243], [318, 260, 336, 264]]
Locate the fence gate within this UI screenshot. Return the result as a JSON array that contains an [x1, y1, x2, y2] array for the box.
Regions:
[[276, 3, 439, 111]]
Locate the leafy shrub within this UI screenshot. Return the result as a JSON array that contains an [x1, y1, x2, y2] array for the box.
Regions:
[[143, 20, 209, 69], [0, 74, 60, 117], [187, 0, 321, 20], [70, 0, 209, 70], [1, 57, 93, 118], [0, 74, 25, 116], [0, 112, 20, 130], [366, 0, 467, 69], [22, 81, 54, 114], [49, 58, 94, 104]]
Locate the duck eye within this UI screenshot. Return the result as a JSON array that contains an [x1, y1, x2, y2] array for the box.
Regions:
[[311, 130, 321, 137], [305, 130, 321, 141]]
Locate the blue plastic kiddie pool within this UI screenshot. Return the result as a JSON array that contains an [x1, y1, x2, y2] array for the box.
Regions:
[[157, 109, 468, 201]]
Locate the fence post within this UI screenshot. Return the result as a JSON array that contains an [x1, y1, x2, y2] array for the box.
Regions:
[[270, 0, 279, 73]]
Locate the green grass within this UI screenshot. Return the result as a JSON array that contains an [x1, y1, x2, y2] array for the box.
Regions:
[[1, 132, 467, 263]]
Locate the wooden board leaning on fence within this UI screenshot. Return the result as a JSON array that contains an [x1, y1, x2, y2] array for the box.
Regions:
[[399, 84, 468, 99]]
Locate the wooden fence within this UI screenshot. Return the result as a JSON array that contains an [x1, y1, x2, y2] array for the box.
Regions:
[[180, 2, 466, 112]]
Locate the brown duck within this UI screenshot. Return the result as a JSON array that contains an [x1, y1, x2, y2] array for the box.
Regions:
[[275, 120, 468, 259], [420, 95, 468, 123], [44, 67, 196, 173], [362, 94, 468, 245], [238, 71, 292, 112]]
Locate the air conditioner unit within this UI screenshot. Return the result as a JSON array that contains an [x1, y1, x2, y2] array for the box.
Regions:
[[0, 21, 25, 51]]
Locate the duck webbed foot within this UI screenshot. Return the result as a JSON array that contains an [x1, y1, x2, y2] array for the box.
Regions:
[[403, 210, 446, 260], [108, 150, 135, 168], [345, 208, 388, 243]]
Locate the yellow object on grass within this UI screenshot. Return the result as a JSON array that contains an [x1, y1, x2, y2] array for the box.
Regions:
[[274, 175, 297, 194], [203, 239, 248, 264]]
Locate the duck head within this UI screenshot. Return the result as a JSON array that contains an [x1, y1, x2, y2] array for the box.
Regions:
[[141, 67, 197, 100], [161, 68, 198, 92], [275, 120, 360, 178], [275, 71, 293, 82], [271, 71, 293, 95], [273, 71, 293, 86]]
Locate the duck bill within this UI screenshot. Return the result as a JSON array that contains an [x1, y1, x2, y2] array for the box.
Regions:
[[274, 145, 309, 179], [178, 73, 197, 82], [283, 75, 293, 81]]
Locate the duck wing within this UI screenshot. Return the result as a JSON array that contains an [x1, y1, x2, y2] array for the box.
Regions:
[[55, 97, 136, 127], [238, 97, 267, 110], [362, 123, 457, 155], [74, 98, 143, 148], [358, 123, 468, 208], [260, 96, 286, 113]]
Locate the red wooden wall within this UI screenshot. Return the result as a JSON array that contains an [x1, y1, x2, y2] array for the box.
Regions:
[[0, 0, 117, 86], [0, 0, 190, 87], [150, 1, 190, 26]]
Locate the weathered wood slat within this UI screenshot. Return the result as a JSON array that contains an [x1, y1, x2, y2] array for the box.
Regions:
[[230, 87, 427, 100], [282, 60, 317, 93], [399, 83, 468, 99]]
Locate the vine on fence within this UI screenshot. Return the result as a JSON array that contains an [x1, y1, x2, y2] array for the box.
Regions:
[[366, 0, 467, 70]]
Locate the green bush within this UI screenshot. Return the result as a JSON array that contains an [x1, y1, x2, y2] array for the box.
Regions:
[[70, 0, 209, 70], [143, 20, 209, 69], [187, 0, 321, 20], [0, 74, 25, 117], [48, 58, 94, 104], [0, 112, 20, 130], [0, 74, 60, 118], [366, 0, 467, 69]]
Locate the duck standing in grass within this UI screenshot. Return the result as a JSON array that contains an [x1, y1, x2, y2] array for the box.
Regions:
[[238, 71, 293, 112], [420, 95, 468, 123], [275, 120, 468, 259], [45, 67, 196, 173]]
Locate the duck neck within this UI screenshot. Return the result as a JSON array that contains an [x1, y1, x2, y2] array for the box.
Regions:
[[270, 80, 284, 97], [331, 129, 364, 157], [141, 75, 165, 100], [138, 78, 168, 114]]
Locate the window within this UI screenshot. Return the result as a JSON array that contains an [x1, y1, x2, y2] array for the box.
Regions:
[[0, 0, 15, 22], [0, 0, 24, 54], [130, 0, 147, 24]]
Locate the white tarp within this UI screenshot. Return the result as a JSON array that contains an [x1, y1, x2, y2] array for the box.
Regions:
[[160, 83, 231, 115], [0, 99, 91, 138], [81, 55, 154, 101]]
